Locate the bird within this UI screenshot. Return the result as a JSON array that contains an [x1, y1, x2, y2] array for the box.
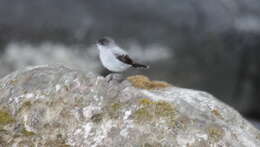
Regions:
[[96, 37, 148, 72]]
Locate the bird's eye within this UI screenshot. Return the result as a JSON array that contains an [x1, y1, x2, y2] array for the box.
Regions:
[[97, 38, 109, 45]]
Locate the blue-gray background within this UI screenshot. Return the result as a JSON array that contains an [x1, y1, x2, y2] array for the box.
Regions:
[[0, 0, 259, 127]]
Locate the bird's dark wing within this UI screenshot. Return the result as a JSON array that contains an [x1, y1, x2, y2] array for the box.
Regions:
[[115, 54, 134, 65]]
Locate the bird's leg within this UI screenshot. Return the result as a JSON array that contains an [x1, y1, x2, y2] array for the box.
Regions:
[[105, 73, 124, 83]]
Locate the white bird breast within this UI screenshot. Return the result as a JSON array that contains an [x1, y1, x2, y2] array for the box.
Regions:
[[98, 45, 131, 72]]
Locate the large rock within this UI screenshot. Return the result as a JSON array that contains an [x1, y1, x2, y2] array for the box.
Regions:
[[0, 65, 259, 147]]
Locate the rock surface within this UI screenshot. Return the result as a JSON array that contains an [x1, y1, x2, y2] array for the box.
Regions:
[[0, 65, 259, 147]]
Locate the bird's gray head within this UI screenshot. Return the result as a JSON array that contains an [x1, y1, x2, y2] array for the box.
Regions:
[[96, 37, 115, 47]]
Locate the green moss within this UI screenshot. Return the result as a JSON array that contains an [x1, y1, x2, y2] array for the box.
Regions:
[[0, 110, 15, 125], [0, 128, 7, 133], [139, 98, 155, 105], [111, 103, 122, 111], [142, 142, 163, 147], [9, 79, 17, 85], [155, 101, 176, 127], [207, 125, 224, 142], [127, 75, 171, 90], [211, 109, 223, 120], [107, 103, 123, 119], [133, 98, 176, 126], [155, 101, 176, 117], [17, 140, 34, 147], [133, 108, 153, 123], [44, 140, 71, 147], [21, 128, 35, 136], [138, 98, 176, 116]]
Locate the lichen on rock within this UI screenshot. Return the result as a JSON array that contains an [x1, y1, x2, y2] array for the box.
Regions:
[[132, 98, 176, 127], [0, 110, 15, 125], [21, 128, 36, 136], [127, 75, 171, 90], [207, 124, 225, 143], [0, 65, 259, 147]]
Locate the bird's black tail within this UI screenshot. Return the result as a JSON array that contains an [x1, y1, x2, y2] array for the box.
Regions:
[[132, 63, 149, 69]]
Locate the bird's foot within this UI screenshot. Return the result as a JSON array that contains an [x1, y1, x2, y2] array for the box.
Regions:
[[105, 73, 124, 83]]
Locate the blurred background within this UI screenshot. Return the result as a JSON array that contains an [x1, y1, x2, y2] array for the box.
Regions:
[[0, 0, 259, 127]]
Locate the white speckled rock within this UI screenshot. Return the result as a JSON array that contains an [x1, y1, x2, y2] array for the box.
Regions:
[[0, 65, 259, 147]]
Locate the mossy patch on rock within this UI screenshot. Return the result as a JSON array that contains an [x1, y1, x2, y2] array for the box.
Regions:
[[42, 133, 70, 147], [0, 110, 15, 125], [0, 126, 7, 133], [111, 103, 122, 112], [139, 98, 155, 105], [134, 107, 153, 123], [154, 101, 175, 117], [107, 102, 123, 119], [21, 128, 36, 136], [17, 140, 34, 147], [142, 142, 163, 147], [207, 125, 225, 142], [127, 75, 171, 90], [189, 140, 208, 147], [44, 140, 71, 147], [211, 109, 223, 120], [133, 98, 176, 126]]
